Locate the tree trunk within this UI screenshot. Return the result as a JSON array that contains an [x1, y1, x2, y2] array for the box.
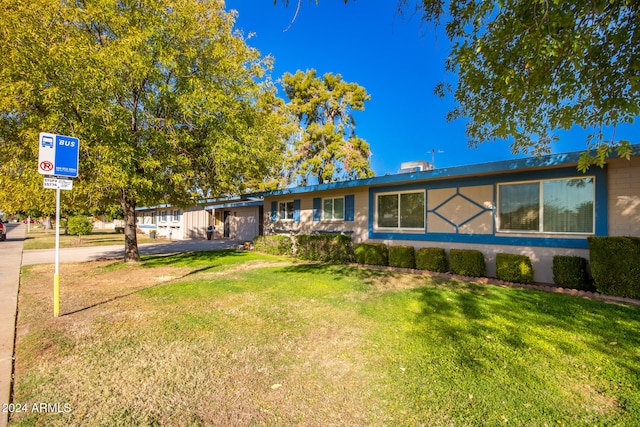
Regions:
[[120, 189, 140, 262]]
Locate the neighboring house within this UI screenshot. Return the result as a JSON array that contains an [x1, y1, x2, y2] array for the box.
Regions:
[[136, 204, 211, 240], [256, 145, 640, 284], [136, 198, 264, 241]]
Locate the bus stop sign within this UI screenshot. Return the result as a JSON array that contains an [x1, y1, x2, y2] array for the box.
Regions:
[[38, 132, 79, 178]]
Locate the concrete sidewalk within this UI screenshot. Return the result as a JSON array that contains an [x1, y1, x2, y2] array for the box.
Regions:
[[21, 238, 242, 265], [0, 224, 25, 427]]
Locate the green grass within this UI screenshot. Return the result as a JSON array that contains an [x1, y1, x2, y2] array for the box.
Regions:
[[23, 228, 156, 250], [12, 251, 640, 426]]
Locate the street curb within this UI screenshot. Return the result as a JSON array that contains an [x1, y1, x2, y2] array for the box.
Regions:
[[0, 225, 25, 427]]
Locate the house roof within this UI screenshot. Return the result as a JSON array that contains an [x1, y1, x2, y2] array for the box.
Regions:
[[204, 199, 263, 210], [247, 144, 640, 198], [136, 196, 261, 211]]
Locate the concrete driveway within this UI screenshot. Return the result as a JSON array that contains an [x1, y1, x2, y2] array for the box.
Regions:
[[21, 238, 243, 265]]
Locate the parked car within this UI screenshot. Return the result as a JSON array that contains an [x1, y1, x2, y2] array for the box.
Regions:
[[23, 218, 35, 224], [0, 222, 6, 241]]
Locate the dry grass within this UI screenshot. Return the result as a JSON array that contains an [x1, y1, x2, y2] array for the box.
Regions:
[[11, 251, 640, 426], [13, 255, 388, 426]]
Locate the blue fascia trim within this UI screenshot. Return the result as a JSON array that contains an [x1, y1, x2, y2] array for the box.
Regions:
[[204, 200, 264, 210], [137, 196, 262, 211], [246, 144, 639, 198], [367, 231, 590, 249]]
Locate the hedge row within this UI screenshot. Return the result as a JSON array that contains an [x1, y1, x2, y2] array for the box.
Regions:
[[495, 253, 533, 284], [253, 234, 354, 263], [588, 236, 640, 299], [296, 234, 353, 263], [354, 244, 491, 277], [352, 244, 597, 289], [254, 237, 640, 298], [252, 235, 293, 256], [552, 255, 592, 291]]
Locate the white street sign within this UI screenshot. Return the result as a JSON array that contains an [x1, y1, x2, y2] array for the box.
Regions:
[[43, 177, 73, 190], [58, 179, 73, 190], [43, 177, 57, 189]]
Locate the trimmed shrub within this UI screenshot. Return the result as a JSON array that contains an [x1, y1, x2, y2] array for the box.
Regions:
[[415, 247, 448, 272], [588, 236, 640, 298], [354, 244, 367, 264], [449, 249, 486, 277], [67, 216, 93, 238], [496, 253, 534, 284], [253, 235, 293, 256], [553, 256, 592, 290], [354, 243, 388, 266], [389, 245, 416, 269], [296, 234, 353, 263]]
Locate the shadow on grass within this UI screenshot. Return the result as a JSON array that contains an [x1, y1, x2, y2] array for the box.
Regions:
[[62, 286, 161, 317], [409, 282, 640, 381], [280, 262, 640, 384], [141, 249, 247, 268], [276, 262, 404, 283], [61, 251, 250, 317]]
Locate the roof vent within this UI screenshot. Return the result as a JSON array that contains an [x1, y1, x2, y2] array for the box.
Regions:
[[398, 160, 433, 174]]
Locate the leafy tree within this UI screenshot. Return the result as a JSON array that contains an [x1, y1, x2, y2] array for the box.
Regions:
[[0, 0, 289, 261], [282, 69, 374, 185], [406, 0, 638, 170], [281, 0, 638, 170], [67, 216, 93, 241]]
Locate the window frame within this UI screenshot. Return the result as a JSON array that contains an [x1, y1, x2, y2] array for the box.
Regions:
[[322, 197, 345, 221], [278, 200, 295, 221], [374, 189, 426, 232], [497, 176, 596, 235]]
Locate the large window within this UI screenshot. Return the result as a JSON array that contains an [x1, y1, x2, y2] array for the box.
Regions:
[[376, 190, 425, 230], [279, 201, 294, 220], [498, 177, 594, 233], [323, 197, 344, 220]]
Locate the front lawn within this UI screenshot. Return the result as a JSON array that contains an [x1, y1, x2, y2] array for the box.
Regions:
[[12, 251, 640, 426], [23, 228, 157, 250]]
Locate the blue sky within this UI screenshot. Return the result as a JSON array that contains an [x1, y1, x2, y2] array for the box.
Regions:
[[226, 0, 638, 176]]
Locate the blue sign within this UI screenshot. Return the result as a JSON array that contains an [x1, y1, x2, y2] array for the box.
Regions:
[[38, 132, 79, 178], [54, 135, 79, 177]]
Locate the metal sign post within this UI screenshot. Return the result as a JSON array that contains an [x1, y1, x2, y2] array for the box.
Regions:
[[54, 185, 61, 316], [38, 132, 79, 317]]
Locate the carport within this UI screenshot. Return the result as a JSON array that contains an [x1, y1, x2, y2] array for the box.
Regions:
[[204, 199, 264, 241]]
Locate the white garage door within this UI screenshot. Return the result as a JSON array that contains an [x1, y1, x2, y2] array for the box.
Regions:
[[233, 209, 259, 241]]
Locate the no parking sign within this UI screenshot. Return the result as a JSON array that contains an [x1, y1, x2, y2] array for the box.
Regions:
[[38, 132, 79, 178]]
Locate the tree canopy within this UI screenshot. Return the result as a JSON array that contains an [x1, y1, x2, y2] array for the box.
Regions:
[[0, 0, 290, 260], [283, 69, 373, 185], [408, 0, 639, 169], [281, 0, 638, 169]]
